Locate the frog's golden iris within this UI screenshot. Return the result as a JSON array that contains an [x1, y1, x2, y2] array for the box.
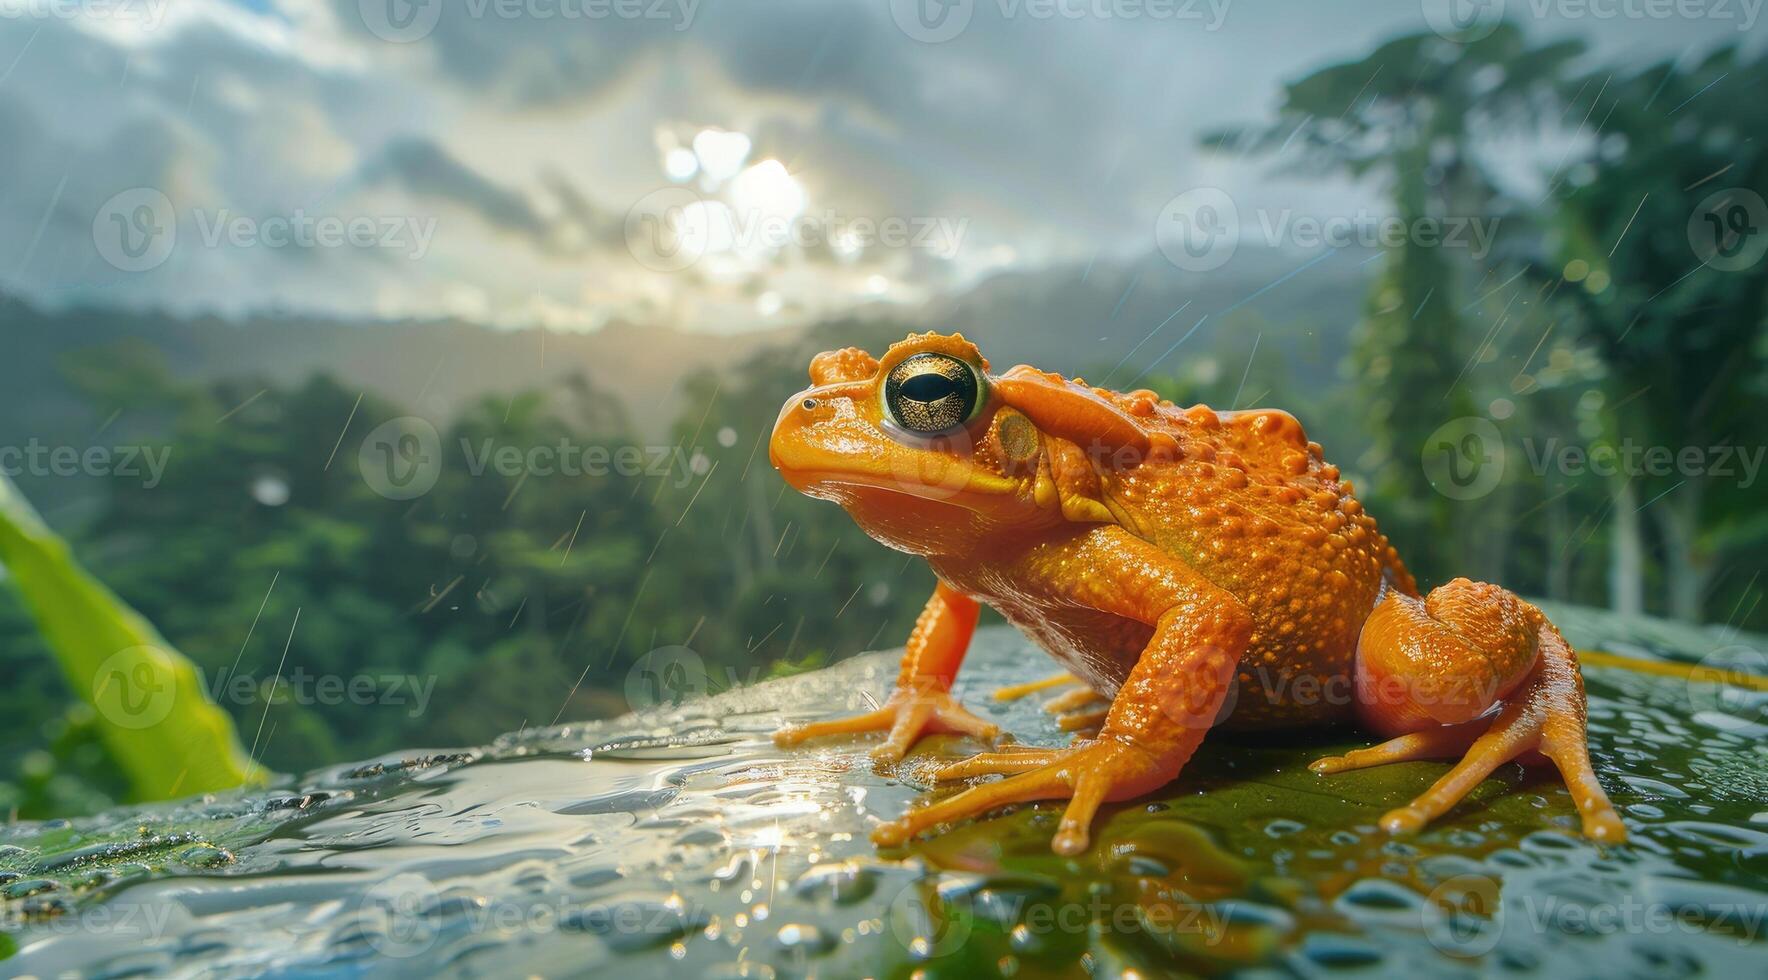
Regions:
[[882, 351, 983, 434]]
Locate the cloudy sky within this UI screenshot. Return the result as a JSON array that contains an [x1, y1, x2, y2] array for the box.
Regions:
[[0, 0, 1754, 333]]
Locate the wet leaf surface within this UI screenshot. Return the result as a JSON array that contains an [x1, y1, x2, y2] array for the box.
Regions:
[[3, 604, 1765, 977]]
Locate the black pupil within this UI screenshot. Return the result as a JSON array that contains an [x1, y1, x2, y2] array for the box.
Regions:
[[885, 354, 978, 434], [901, 373, 958, 402]]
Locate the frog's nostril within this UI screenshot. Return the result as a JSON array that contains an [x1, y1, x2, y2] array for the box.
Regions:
[[801, 398, 819, 411]]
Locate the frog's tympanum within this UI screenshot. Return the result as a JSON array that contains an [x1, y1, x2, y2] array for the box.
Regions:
[[770, 332, 1625, 855]]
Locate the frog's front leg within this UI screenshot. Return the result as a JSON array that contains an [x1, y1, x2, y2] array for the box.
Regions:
[[873, 527, 1253, 855], [773, 581, 999, 761], [1311, 579, 1626, 842]]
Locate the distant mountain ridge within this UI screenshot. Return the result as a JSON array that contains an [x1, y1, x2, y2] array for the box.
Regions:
[[0, 243, 1373, 453], [0, 297, 801, 445]]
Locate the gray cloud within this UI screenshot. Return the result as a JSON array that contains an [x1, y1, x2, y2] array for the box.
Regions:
[[0, 0, 1751, 329]]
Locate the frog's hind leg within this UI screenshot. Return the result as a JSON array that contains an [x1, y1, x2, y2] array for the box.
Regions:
[[1314, 579, 1626, 842]]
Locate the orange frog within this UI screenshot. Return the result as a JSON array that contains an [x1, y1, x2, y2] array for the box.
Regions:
[[770, 331, 1626, 855]]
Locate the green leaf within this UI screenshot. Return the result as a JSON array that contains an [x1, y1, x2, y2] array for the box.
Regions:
[[0, 473, 264, 801]]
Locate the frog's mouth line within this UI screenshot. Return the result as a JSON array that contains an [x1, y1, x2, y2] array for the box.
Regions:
[[778, 468, 1018, 503]]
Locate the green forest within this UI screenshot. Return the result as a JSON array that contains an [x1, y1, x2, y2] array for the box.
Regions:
[[1, 27, 1763, 819]]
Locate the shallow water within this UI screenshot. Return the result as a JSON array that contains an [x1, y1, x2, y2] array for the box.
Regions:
[[3, 605, 1765, 978]]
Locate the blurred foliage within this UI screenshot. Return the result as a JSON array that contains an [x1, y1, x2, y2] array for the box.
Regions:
[[2, 32, 1764, 820], [0, 473, 260, 805]]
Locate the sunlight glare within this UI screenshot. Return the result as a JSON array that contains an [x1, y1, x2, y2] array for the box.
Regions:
[[730, 160, 807, 223], [692, 128, 753, 185]]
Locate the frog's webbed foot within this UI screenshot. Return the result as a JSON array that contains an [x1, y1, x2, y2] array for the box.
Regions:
[[1316, 582, 1626, 843], [773, 682, 1000, 763], [874, 737, 1174, 855]]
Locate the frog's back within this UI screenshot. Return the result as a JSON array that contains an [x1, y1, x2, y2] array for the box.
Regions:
[[1098, 398, 1408, 727]]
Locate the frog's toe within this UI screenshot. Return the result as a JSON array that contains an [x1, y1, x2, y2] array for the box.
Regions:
[[777, 685, 998, 762], [993, 672, 1081, 701], [1056, 707, 1109, 732], [877, 738, 1177, 854], [1044, 686, 1106, 715], [929, 698, 1002, 742], [933, 747, 1065, 780], [773, 706, 897, 747], [1308, 721, 1486, 775], [871, 763, 1074, 848]]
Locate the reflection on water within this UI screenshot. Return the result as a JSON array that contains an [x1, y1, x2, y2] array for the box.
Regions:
[[2, 607, 1765, 977]]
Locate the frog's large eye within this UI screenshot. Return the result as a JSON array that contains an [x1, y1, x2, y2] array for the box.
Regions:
[[882, 352, 985, 435]]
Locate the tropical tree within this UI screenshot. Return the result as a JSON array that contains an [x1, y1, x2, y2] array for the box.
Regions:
[[1210, 25, 1584, 587], [1529, 46, 1768, 623]]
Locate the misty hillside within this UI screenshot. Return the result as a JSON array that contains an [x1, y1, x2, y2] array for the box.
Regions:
[[924, 246, 1375, 390], [0, 243, 1373, 483], [0, 297, 799, 444]]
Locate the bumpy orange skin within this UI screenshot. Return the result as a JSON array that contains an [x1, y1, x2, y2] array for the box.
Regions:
[[770, 332, 1625, 854]]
